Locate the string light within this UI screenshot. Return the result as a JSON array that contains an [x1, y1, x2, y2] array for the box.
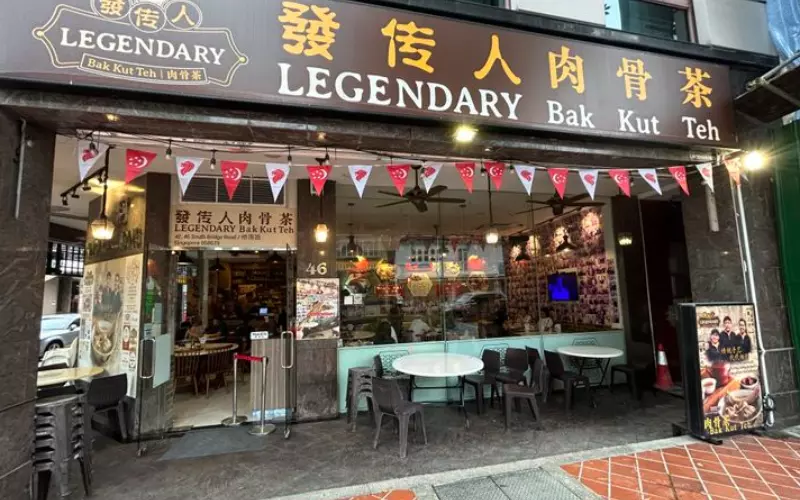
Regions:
[[210, 150, 217, 170], [165, 139, 173, 160]]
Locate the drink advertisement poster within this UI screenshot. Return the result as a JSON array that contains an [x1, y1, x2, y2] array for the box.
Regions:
[[679, 303, 762, 438]]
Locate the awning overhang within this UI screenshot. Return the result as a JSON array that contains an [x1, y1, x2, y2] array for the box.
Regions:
[[735, 53, 800, 125]]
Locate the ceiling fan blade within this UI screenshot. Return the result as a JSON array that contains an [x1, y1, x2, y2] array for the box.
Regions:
[[562, 193, 589, 204], [425, 197, 467, 203], [375, 200, 410, 208], [426, 185, 448, 197], [377, 190, 405, 198], [525, 200, 552, 205], [410, 198, 429, 213], [568, 202, 605, 207]]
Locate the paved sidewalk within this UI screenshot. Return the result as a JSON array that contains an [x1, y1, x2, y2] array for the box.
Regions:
[[285, 434, 800, 500]]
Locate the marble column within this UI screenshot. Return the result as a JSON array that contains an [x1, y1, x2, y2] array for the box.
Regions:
[[0, 111, 56, 497]]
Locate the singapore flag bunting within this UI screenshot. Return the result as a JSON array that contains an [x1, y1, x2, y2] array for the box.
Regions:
[[221, 161, 248, 200], [579, 169, 599, 200], [175, 157, 204, 195], [348, 165, 373, 198], [265, 163, 290, 201]]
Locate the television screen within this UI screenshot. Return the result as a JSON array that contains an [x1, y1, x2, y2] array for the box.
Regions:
[[547, 272, 579, 302]]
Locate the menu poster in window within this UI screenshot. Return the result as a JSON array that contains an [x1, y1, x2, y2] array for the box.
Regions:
[[296, 278, 339, 340], [78, 254, 143, 398], [679, 303, 762, 439]]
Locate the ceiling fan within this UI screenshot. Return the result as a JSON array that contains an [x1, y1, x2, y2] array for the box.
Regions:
[[474, 174, 516, 231], [513, 193, 603, 217], [375, 165, 466, 213]]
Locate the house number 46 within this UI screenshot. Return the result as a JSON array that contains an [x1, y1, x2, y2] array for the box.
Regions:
[[305, 262, 328, 276]]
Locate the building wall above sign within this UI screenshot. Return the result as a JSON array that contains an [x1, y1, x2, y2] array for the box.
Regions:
[[0, 0, 736, 146]]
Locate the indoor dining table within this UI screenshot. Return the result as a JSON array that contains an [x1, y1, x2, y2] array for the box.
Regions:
[[392, 352, 483, 428]]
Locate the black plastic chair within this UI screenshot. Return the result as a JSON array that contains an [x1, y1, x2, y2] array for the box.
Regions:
[[462, 349, 501, 414], [496, 347, 528, 386], [544, 350, 591, 410], [371, 377, 427, 458], [373, 350, 412, 400], [610, 343, 657, 399], [503, 358, 546, 430], [85, 374, 128, 442]]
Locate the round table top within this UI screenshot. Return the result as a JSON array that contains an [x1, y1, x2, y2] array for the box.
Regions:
[[37, 366, 104, 388], [392, 353, 484, 378], [557, 345, 624, 359], [174, 342, 238, 357], [350, 330, 376, 340]]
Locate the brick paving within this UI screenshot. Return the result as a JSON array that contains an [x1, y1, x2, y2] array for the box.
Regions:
[[337, 491, 417, 500], [561, 435, 800, 499]]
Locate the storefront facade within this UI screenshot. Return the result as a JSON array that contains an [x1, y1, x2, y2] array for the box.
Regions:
[[1, 0, 797, 496]]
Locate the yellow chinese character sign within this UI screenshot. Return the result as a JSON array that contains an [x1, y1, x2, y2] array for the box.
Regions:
[[679, 67, 713, 108], [278, 1, 341, 61], [474, 34, 521, 85], [616, 58, 651, 101], [98, 0, 126, 17], [381, 19, 436, 74], [132, 6, 161, 31], [548, 46, 584, 94]]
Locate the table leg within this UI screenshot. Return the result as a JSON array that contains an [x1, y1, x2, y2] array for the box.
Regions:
[[460, 376, 470, 429], [598, 359, 612, 387]]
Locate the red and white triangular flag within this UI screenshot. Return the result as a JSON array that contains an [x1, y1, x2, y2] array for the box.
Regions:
[[609, 169, 631, 197], [579, 169, 599, 200], [724, 158, 741, 186], [421, 163, 443, 193], [266, 163, 290, 201], [125, 149, 157, 184], [669, 165, 690, 196], [221, 161, 248, 200], [77, 140, 108, 181], [695, 163, 714, 193], [638, 168, 661, 195], [348, 165, 372, 198], [386, 164, 411, 195], [514, 165, 536, 195], [455, 162, 476, 193], [175, 157, 203, 195], [548, 168, 569, 199], [307, 165, 332, 195], [485, 162, 506, 191]]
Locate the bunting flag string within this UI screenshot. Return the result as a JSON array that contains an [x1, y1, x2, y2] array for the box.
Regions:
[[695, 162, 714, 192], [485, 162, 506, 191], [455, 162, 477, 193], [638, 168, 662, 195], [579, 169, 599, 200], [77, 140, 109, 182], [609, 169, 631, 197], [421, 163, 443, 193], [669, 165, 690, 196], [125, 149, 157, 184], [75, 136, 741, 202], [348, 165, 373, 198], [265, 163, 290, 201], [221, 161, 248, 200], [175, 157, 204, 195], [386, 164, 411, 195], [514, 165, 536, 195], [548, 168, 569, 199]]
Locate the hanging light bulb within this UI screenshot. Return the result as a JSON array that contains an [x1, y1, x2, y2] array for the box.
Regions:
[[210, 150, 217, 170], [485, 227, 499, 245], [61, 195, 68, 207], [165, 139, 173, 160], [287, 145, 293, 167], [89, 140, 98, 154], [314, 223, 329, 243], [90, 216, 115, 240]]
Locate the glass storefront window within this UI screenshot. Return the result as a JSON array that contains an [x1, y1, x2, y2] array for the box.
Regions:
[[336, 178, 622, 348], [606, 0, 691, 42]]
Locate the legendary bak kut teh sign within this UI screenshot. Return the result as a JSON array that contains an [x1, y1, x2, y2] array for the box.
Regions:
[[0, 0, 735, 145], [170, 204, 296, 250]]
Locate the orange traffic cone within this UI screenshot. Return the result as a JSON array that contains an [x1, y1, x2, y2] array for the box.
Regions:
[[655, 344, 673, 390]]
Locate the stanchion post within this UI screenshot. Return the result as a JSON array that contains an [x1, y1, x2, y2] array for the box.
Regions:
[[222, 355, 247, 426], [249, 357, 275, 436]]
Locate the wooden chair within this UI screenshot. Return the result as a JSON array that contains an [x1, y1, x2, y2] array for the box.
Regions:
[[202, 351, 232, 397], [174, 355, 200, 395]]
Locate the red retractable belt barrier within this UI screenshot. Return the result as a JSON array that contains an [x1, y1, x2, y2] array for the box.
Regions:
[[235, 354, 264, 363]]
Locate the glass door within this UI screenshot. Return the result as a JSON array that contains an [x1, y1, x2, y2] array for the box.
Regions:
[[136, 246, 176, 455]]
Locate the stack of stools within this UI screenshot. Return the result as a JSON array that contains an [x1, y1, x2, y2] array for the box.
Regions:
[[33, 393, 92, 499], [346, 367, 375, 431]]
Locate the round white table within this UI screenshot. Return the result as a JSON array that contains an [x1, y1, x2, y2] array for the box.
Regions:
[[557, 345, 624, 387], [393, 353, 484, 428]]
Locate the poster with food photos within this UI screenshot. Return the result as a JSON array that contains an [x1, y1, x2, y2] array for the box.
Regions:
[[296, 278, 339, 340], [681, 303, 762, 438], [78, 254, 143, 398]]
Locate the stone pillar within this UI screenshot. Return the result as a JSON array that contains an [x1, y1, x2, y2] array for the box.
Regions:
[[0, 111, 56, 497], [683, 173, 799, 423]]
